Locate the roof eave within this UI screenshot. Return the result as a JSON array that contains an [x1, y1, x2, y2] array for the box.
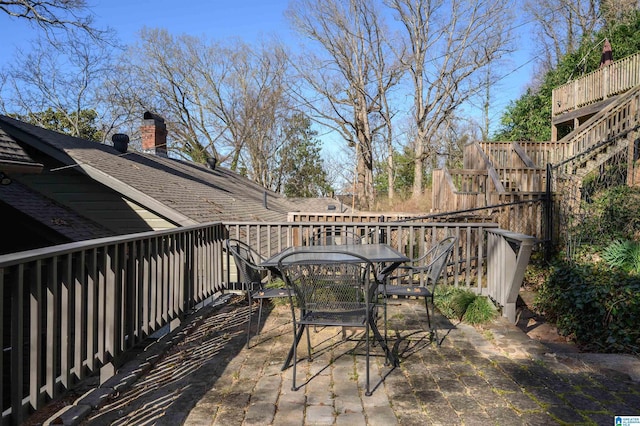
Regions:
[[0, 160, 44, 174]]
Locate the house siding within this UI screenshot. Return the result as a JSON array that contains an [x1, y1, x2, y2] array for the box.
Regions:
[[17, 172, 176, 234]]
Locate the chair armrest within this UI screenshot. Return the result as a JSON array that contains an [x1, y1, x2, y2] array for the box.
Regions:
[[408, 243, 440, 266]]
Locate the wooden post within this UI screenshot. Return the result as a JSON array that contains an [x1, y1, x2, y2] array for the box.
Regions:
[[486, 229, 535, 323]]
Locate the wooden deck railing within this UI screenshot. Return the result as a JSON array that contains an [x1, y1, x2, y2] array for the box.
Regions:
[[552, 51, 640, 115], [224, 220, 498, 289], [432, 169, 493, 212], [473, 141, 573, 169], [470, 141, 531, 169], [494, 167, 547, 192], [0, 223, 226, 425], [515, 141, 568, 166], [554, 84, 640, 176], [1, 219, 537, 425], [431, 168, 547, 238], [287, 212, 421, 222]]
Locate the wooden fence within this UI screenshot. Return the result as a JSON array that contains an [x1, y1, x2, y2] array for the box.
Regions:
[[554, 85, 640, 176], [431, 168, 546, 238]]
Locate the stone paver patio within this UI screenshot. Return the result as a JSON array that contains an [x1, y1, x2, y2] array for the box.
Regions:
[[46, 295, 639, 425]]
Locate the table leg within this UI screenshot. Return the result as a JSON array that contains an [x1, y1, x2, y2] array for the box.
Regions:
[[282, 324, 306, 371], [369, 316, 399, 367]]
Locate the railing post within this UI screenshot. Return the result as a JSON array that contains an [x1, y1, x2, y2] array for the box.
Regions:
[[486, 229, 535, 323], [13, 265, 25, 424], [545, 163, 554, 262]]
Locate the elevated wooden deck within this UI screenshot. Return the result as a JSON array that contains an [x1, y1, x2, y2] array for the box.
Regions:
[[552, 51, 640, 140], [552, 51, 640, 116], [431, 51, 640, 242]]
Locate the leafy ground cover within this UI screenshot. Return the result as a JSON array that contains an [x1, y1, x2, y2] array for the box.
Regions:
[[527, 186, 640, 355], [534, 262, 640, 354]]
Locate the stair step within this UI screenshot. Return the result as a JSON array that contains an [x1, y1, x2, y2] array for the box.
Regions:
[[574, 138, 629, 179]]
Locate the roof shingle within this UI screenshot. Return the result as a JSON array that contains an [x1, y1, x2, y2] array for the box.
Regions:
[[0, 115, 301, 224]]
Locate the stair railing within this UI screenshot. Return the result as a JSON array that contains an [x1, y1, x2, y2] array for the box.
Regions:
[[555, 85, 640, 176]]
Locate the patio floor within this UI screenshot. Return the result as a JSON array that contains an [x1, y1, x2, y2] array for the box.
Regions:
[[46, 295, 639, 425]]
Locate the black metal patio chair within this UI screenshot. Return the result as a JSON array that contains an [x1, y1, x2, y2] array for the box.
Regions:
[[380, 236, 457, 342], [225, 238, 289, 348], [278, 249, 392, 396]]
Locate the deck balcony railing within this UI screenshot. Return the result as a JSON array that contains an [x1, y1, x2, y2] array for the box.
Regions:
[[552, 51, 640, 116], [0, 219, 535, 425]]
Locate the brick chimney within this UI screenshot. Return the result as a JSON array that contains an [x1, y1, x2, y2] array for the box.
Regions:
[[141, 111, 168, 157]]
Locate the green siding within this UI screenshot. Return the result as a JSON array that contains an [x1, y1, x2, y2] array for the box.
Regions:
[[18, 173, 176, 234]]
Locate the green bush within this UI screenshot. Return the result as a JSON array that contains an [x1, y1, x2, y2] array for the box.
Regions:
[[434, 285, 496, 325], [602, 239, 640, 275], [571, 186, 640, 247], [535, 262, 640, 353], [462, 296, 497, 325], [434, 285, 472, 319]]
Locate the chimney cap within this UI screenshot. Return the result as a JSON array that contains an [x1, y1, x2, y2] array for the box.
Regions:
[[111, 133, 130, 154], [206, 157, 217, 170], [143, 111, 165, 123]]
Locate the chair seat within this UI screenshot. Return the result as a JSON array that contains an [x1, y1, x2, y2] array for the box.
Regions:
[[301, 308, 368, 327], [253, 287, 289, 299], [380, 283, 432, 297]]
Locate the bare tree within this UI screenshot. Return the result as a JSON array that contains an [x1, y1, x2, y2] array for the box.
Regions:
[[600, 0, 640, 25], [110, 29, 298, 189], [523, 0, 640, 79], [1, 30, 119, 141], [524, 0, 601, 69], [0, 0, 105, 39], [324, 146, 358, 206], [372, 25, 404, 202], [286, 0, 402, 210], [0, 0, 121, 139], [387, 0, 515, 199]]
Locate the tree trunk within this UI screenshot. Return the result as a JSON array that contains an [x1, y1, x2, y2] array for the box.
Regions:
[[412, 129, 426, 199], [355, 131, 375, 210], [387, 143, 395, 200], [412, 155, 424, 198]]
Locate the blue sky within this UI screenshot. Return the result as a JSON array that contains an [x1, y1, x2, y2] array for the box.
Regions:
[[0, 0, 294, 57], [91, 0, 294, 43], [0, 0, 536, 137]]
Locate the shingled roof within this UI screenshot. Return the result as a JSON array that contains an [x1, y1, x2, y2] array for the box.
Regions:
[[0, 125, 43, 175], [0, 114, 301, 224], [0, 179, 113, 241]]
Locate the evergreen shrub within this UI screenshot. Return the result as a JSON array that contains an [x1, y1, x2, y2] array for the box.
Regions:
[[535, 262, 640, 353]]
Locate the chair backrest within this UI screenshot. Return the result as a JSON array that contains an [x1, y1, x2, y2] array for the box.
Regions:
[[278, 250, 377, 314], [225, 238, 266, 284], [423, 236, 457, 287], [311, 230, 363, 246]]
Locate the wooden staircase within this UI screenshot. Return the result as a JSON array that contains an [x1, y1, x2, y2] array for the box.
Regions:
[[554, 84, 640, 179], [431, 52, 640, 240]]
